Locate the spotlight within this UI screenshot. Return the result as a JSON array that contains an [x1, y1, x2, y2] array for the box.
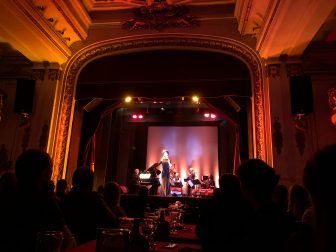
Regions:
[[204, 113, 210, 118], [138, 114, 144, 119], [210, 114, 216, 119], [132, 114, 138, 119], [125, 96, 132, 103], [192, 96, 199, 103]]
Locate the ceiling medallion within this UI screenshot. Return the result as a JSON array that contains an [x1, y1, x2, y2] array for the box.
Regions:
[[122, 1, 199, 31]]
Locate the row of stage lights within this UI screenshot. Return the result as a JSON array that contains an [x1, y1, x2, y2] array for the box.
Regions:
[[130, 113, 217, 120], [125, 96, 217, 120], [124, 95, 200, 104]]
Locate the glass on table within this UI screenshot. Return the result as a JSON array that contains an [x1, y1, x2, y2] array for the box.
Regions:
[[169, 211, 180, 234], [139, 218, 158, 251], [35, 231, 63, 252]]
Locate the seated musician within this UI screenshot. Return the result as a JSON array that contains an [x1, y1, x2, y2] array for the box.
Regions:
[[186, 167, 196, 196], [128, 168, 141, 194], [171, 172, 183, 187], [202, 174, 215, 189]]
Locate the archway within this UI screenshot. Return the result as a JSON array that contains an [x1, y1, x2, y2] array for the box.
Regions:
[[51, 34, 270, 181]]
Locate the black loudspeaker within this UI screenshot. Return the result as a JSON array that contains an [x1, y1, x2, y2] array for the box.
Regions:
[[290, 75, 313, 115], [14, 79, 35, 115]]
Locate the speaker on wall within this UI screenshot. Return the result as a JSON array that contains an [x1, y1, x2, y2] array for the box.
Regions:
[[290, 75, 313, 116], [14, 79, 35, 115]]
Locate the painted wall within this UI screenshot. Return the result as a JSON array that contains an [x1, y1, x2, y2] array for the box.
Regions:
[[0, 67, 60, 174], [267, 64, 336, 187]]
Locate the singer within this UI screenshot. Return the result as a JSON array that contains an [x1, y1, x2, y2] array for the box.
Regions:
[[160, 150, 172, 196]]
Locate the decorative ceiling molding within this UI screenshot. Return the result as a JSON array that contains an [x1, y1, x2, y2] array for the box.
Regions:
[[51, 0, 91, 40], [122, 3, 199, 31], [255, 0, 336, 59], [0, 0, 71, 63]]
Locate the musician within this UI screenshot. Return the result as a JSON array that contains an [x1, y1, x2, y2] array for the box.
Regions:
[[160, 150, 172, 196], [171, 172, 183, 188], [186, 167, 196, 196], [128, 168, 141, 194], [202, 174, 215, 189]]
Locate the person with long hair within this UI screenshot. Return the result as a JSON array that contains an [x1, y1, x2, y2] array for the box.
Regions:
[[160, 150, 172, 196]]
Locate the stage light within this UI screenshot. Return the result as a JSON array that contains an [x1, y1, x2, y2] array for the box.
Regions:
[[192, 96, 199, 103], [210, 114, 216, 119], [132, 114, 138, 119], [125, 96, 132, 103], [204, 113, 210, 118], [138, 114, 144, 119]]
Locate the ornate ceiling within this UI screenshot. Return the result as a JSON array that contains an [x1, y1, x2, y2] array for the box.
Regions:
[[0, 0, 335, 64]]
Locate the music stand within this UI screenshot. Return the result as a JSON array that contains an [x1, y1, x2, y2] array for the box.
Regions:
[[187, 180, 194, 187], [194, 179, 201, 185]]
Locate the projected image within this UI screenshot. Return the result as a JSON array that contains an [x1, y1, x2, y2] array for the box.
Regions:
[[146, 126, 219, 188]]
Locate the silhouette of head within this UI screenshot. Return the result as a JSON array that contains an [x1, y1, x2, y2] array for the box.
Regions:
[[15, 149, 52, 191], [219, 174, 241, 197], [237, 159, 279, 204], [304, 144, 336, 208], [103, 182, 121, 207], [0, 172, 17, 194], [56, 179, 68, 193], [72, 167, 94, 192], [272, 184, 289, 212]]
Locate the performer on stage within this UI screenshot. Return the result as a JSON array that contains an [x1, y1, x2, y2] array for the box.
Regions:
[[186, 167, 196, 196], [128, 168, 141, 194], [160, 150, 172, 196], [202, 174, 215, 189]]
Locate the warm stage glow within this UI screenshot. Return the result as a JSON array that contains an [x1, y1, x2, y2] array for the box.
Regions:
[[204, 113, 210, 118], [132, 114, 138, 119], [210, 114, 216, 119], [125, 96, 132, 103], [147, 126, 219, 189], [192, 96, 199, 103]]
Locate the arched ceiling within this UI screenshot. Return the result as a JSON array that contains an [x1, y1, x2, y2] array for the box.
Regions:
[[0, 0, 335, 64]]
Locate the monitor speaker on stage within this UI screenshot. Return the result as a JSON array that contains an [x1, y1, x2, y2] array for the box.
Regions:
[[14, 79, 35, 115], [290, 75, 313, 116]]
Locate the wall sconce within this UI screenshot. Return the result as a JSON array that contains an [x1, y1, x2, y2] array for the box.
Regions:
[[328, 87, 336, 125]]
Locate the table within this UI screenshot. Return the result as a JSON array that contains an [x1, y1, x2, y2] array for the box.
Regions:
[[65, 224, 200, 252], [169, 224, 199, 243], [65, 240, 201, 252]]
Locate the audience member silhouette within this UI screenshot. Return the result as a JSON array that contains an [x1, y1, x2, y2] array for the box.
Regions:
[[272, 184, 289, 214], [56, 179, 68, 205], [0, 149, 75, 252], [197, 174, 252, 252], [288, 184, 311, 222], [237, 159, 294, 252], [303, 144, 336, 252], [0, 172, 17, 195], [103, 181, 127, 218], [62, 167, 117, 245]]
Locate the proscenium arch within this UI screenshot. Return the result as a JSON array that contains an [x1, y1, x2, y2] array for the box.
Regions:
[[51, 34, 270, 181]]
